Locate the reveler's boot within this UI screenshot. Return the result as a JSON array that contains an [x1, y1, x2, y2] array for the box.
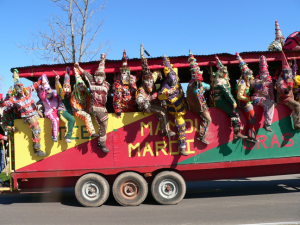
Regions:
[[97, 142, 109, 153], [180, 148, 188, 156], [197, 135, 209, 144], [34, 150, 46, 157], [263, 125, 273, 132], [246, 137, 258, 143], [91, 133, 99, 137], [233, 129, 248, 139]]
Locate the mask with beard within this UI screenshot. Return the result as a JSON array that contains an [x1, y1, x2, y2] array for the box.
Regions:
[[144, 79, 154, 93], [14, 84, 23, 96], [167, 71, 178, 88], [283, 68, 293, 80], [77, 82, 86, 92], [245, 70, 253, 80], [63, 84, 71, 95], [121, 70, 130, 85], [260, 71, 269, 79]]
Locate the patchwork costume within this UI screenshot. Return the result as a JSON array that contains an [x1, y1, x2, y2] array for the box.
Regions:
[[136, 47, 175, 139], [252, 56, 275, 132], [37, 74, 62, 142], [283, 31, 300, 51], [0, 70, 46, 156], [70, 69, 98, 137], [113, 50, 137, 115], [277, 51, 300, 129], [212, 55, 246, 139], [268, 20, 285, 51], [186, 50, 211, 144], [158, 55, 188, 156], [77, 53, 110, 153], [236, 53, 259, 142], [55, 68, 75, 143]]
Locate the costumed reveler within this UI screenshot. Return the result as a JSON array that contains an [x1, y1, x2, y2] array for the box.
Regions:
[[55, 67, 75, 143], [70, 68, 98, 137], [277, 51, 300, 129], [136, 47, 175, 138], [236, 53, 260, 142], [158, 55, 188, 156], [75, 53, 110, 153], [252, 56, 275, 132], [268, 20, 285, 51], [292, 59, 300, 102], [283, 31, 300, 51], [0, 69, 46, 156], [212, 55, 247, 139], [186, 50, 211, 144], [37, 74, 63, 142], [113, 50, 137, 117]]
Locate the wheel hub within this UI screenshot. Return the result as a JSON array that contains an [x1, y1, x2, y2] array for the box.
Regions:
[[121, 181, 139, 199], [82, 182, 100, 200], [158, 179, 178, 199]]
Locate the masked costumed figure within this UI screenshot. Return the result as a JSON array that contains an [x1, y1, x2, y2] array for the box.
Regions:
[[158, 55, 188, 156], [75, 53, 110, 153], [252, 56, 275, 132], [268, 20, 285, 51], [236, 53, 260, 142], [70, 69, 98, 137], [136, 48, 175, 138], [291, 59, 300, 102], [277, 51, 300, 129], [0, 69, 45, 156], [37, 74, 64, 142], [113, 50, 137, 117], [212, 55, 247, 139], [55, 67, 75, 143], [283, 31, 300, 51], [186, 50, 211, 144]]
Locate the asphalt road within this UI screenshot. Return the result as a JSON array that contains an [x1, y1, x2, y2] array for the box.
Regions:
[[0, 174, 300, 225]]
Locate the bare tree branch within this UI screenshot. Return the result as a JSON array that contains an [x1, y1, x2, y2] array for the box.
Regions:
[[16, 0, 110, 64]]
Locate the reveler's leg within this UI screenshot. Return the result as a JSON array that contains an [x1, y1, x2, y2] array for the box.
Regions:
[[26, 116, 46, 157], [59, 110, 75, 142], [243, 104, 257, 142], [215, 100, 247, 139], [285, 99, 300, 129], [174, 113, 188, 156], [73, 111, 98, 137], [259, 99, 274, 132], [198, 109, 211, 144], [150, 105, 175, 138], [46, 110, 59, 142], [93, 109, 109, 153]]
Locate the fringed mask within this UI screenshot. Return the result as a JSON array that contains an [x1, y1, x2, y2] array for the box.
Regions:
[[144, 78, 154, 93], [63, 84, 71, 95], [167, 70, 178, 88], [94, 72, 105, 85], [283, 68, 293, 80], [121, 68, 130, 85], [14, 84, 25, 96]]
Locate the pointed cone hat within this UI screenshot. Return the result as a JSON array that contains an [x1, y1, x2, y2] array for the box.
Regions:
[[188, 50, 203, 81], [259, 55, 269, 74], [281, 51, 290, 69], [275, 20, 284, 41], [120, 49, 130, 71], [163, 55, 176, 77], [215, 55, 225, 70], [236, 52, 250, 75], [13, 69, 22, 85], [96, 53, 106, 75], [64, 67, 71, 85]]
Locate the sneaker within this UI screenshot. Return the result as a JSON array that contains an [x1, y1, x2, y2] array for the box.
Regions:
[[197, 137, 210, 144], [97, 143, 109, 153], [64, 137, 71, 143], [91, 133, 99, 137], [52, 136, 58, 142], [246, 138, 258, 143], [34, 150, 47, 157], [263, 125, 273, 132]]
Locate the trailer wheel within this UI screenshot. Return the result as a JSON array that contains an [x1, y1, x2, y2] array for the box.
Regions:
[[75, 173, 110, 207], [113, 172, 148, 206], [151, 171, 186, 205]]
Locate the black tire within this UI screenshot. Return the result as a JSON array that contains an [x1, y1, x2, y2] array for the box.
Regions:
[[151, 171, 186, 205], [75, 173, 110, 207], [112, 172, 148, 206]]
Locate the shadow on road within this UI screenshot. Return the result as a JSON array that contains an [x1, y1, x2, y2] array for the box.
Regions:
[[0, 176, 299, 207]]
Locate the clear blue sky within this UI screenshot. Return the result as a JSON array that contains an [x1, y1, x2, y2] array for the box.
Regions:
[[0, 0, 299, 95]]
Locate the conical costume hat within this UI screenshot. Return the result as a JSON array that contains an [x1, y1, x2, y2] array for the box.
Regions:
[[213, 55, 228, 78], [236, 52, 251, 75], [40, 74, 51, 89], [163, 55, 178, 79], [96, 53, 106, 76], [13, 69, 22, 86], [275, 20, 284, 42], [215, 55, 225, 70], [74, 68, 85, 85], [281, 51, 290, 70], [259, 55, 269, 77], [188, 50, 203, 81], [120, 50, 130, 72], [64, 67, 71, 86], [140, 48, 161, 83]]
